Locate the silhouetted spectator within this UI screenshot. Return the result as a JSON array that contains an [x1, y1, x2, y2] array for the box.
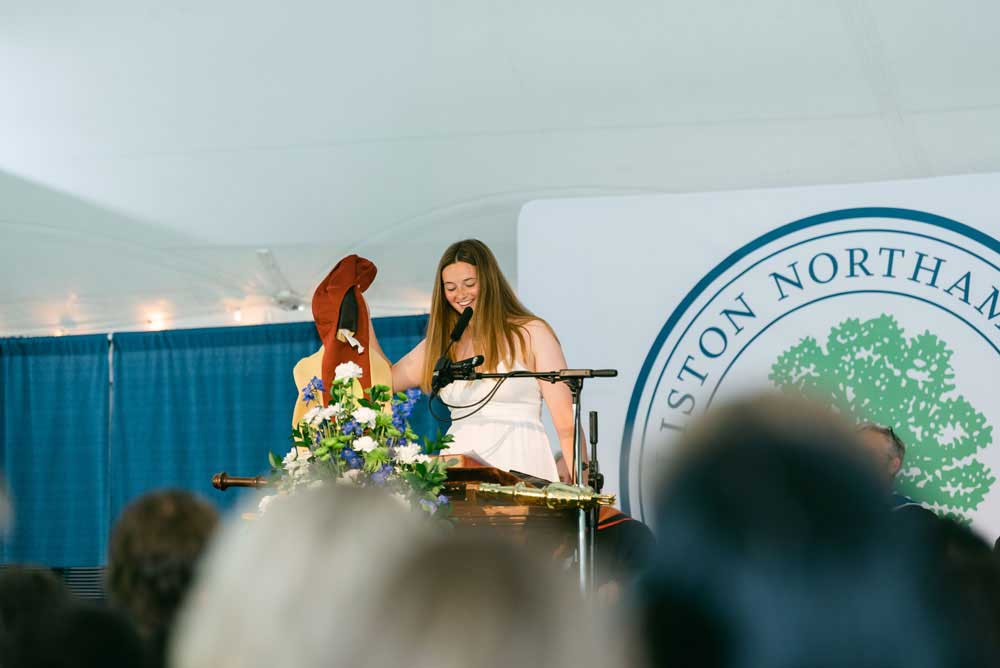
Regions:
[[912, 515, 1000, 657], [106, 489, 218, 668], [18, 601, 146, 668], [635, 394, 992, 668], [0, 566, 71, 663]]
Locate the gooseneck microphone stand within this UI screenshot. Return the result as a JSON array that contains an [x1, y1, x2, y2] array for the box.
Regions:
[[437, 364, 617, 595], [587, 410, 604, 595]]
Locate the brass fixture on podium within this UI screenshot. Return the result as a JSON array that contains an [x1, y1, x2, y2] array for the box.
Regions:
[[212, 472, 269, 491], [476, 482, 615, 511]]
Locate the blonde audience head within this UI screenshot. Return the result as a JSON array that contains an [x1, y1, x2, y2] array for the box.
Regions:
[[170, 485, 625, 668]]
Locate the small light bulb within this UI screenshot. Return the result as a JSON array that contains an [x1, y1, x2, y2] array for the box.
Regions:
[[146, 313, 166, 331]]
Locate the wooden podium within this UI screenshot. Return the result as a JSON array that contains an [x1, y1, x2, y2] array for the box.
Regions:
[[438, 454, 577, 553], [212, 454, 577, 552]]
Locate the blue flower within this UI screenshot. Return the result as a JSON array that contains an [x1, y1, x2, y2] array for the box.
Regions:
[[419, 498, 437, 513], [300, 376, 326, 403], [341, 447, 362, 470], [371, 464, 393, 486], [391, 401, 411, 422], [341, 419, 361, 436], [405, 387, 422, 401], [436, 494, 449, 506]]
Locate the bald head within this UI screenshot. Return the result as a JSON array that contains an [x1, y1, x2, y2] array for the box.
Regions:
[[858, 423, 905, 481]]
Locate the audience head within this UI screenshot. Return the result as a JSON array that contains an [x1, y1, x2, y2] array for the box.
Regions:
[[913, 514, 1000, 656], [361, 532, 624, 668], [171, 485, 624, 668], [635, 392, 988, 668], [18, 601, 146, 668], [0, 566, 71, 660], [858, 422, 906, 481], [106, 489, 219, 642]]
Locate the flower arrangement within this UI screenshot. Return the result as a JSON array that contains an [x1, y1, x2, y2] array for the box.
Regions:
[[258, 360, 454, 518]]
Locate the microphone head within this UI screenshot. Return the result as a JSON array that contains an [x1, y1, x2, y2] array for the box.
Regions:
[[450, 307, 474, 342]]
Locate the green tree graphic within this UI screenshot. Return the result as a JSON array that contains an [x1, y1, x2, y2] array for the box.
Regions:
[[770, 314, 994, 521]]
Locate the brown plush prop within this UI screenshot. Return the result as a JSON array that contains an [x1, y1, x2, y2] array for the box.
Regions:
[[291, 255, 392, 426], [313, 254, 377, 402]]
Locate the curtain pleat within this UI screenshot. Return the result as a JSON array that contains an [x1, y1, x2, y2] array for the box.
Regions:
[[1, 335, 110, 567]]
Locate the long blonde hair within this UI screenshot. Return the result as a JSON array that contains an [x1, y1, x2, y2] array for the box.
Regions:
[[421, 239, 548, 391]]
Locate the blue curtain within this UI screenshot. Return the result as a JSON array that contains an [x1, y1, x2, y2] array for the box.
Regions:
[[1, 316, 433, 568], [1, 335, 110, 567], [109, 323, 320, 521]]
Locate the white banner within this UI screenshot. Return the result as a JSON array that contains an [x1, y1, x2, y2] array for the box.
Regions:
[[518, 174, 1000, 538]]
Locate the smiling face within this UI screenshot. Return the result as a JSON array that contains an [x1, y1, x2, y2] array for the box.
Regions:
[[441, 261, 479, 314]]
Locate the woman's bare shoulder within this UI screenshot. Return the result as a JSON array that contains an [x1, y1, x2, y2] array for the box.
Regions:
[[516, 317, 557, 340]]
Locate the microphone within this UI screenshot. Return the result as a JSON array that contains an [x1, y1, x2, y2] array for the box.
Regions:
[[431, 307, 475, 397], [450, 307, 474, 342], [556, 369, 618, 379], [448, 354, 485, 381]]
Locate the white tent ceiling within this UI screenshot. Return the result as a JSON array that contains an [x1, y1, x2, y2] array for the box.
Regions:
[[2, 1, 999, 336]]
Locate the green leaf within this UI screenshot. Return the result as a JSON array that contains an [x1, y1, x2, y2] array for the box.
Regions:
[[268, 451, 282, 469], [362, 446, 391, 472], [770, 313, 996, 523]]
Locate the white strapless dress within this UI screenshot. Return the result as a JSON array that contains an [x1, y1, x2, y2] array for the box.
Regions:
[[439, 362, 559, 482]]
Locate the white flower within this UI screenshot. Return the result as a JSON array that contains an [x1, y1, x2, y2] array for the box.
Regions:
[[282, 447, 301, 467], [393, 443, 430, 465], [390, 492, 411, 509], [307, 479, 325, 490], [320, 404, 342, 420], [302, 407, 321, 425], [352, 406, 378, 428], [282, 447, 312, 478], [353, 435, 378, 453], [334, 361, 364, 381]]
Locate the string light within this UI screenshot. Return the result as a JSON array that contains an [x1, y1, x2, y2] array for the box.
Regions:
[[146, 312, 166, 331]]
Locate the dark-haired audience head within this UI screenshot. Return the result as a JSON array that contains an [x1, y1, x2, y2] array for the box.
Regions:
[[858, 421, 906, 481], [0, 566, 71, 660], [635, 393, 990, 668], [913, 514, 1000, 656], [106, 489, 218, 663], [17, 602, 146, 668]]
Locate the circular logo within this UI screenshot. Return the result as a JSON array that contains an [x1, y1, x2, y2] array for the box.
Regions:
[[622, 208, 1000, 536]]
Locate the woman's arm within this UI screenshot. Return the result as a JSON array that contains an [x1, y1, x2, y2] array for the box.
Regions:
[[526, 321, 586, 483], [391, 338, 427, 393]]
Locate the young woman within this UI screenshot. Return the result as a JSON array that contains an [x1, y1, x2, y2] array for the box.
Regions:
[[392, 239, 579, 483]]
